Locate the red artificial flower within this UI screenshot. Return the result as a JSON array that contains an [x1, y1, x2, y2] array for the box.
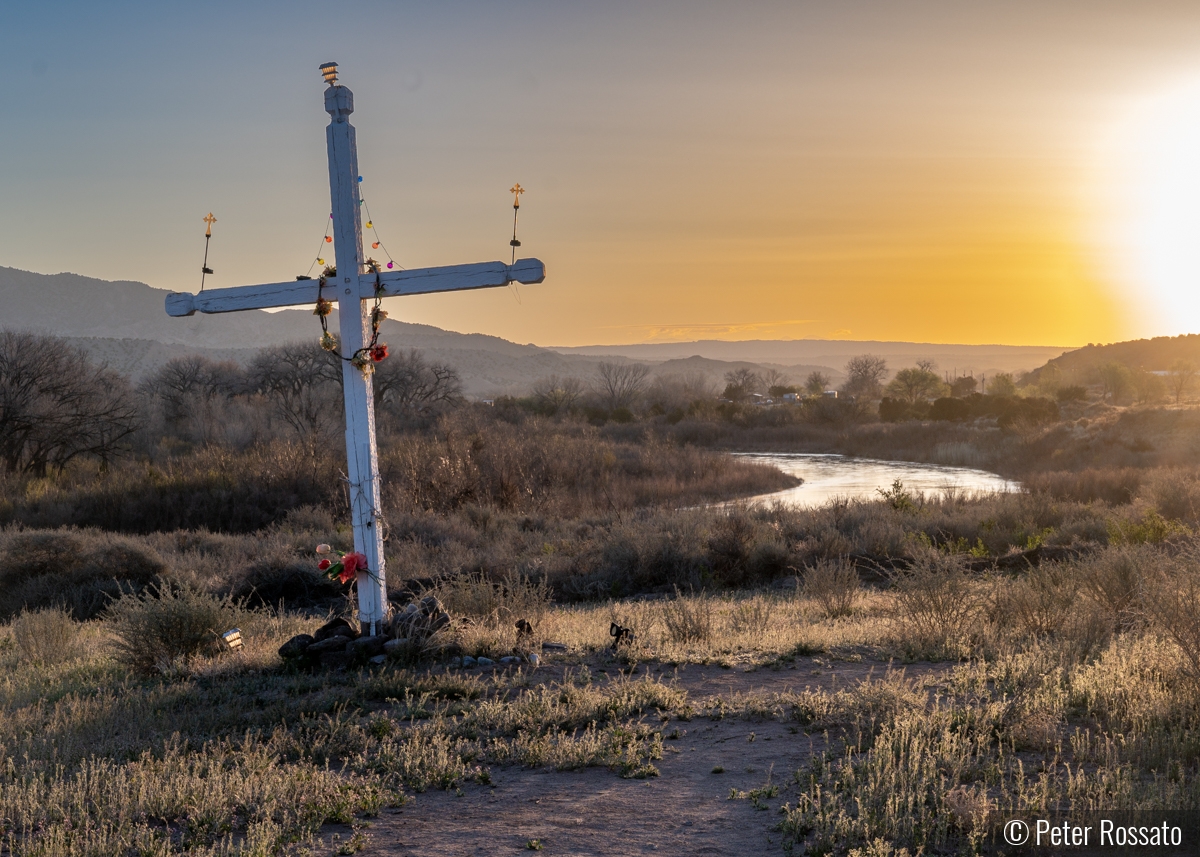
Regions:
[[318, 558, 331, 571], [370, 343, 389, 362], [339, 551, 368, 584]]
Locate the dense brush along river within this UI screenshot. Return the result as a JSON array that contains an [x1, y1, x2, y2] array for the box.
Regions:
[[732, 452, 1019, 508]]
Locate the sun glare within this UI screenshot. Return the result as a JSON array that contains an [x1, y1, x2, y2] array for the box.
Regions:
[[1102, 77, 1200, 335]]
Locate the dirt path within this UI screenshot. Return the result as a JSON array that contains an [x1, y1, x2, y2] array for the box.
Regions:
[[359, 717, 806, 856], [350, 656, 951, 856]]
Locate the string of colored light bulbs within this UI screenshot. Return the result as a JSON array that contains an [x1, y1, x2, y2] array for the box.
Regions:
[[303, 186, 402, 279]]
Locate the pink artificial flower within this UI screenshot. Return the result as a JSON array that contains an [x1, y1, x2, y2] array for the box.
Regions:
[[316, 544, 332, 555], [339, 551, 368, 584]]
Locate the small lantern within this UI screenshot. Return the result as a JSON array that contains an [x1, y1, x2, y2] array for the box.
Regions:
[[221, 628, 244, 651]]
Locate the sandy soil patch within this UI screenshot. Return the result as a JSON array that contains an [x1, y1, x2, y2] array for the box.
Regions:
[[353, 655, 951, 856]]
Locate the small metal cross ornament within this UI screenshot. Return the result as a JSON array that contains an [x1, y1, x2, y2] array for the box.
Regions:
[[510, 184, 524, 208], [203, 212, 217, 237]]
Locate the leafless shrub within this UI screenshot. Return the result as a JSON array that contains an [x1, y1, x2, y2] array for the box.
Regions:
[[0, 529, 168, 620], [11, 607, 79, 664], [1079, 544, 1154, 631], [662, 588, 714, 644], [991, 565, 1112, 662], [890, 553, 979, 653], [1140, 565, 1200, 691], [991, 563, 1078, 639], [1024, 468, 1142, 505], [1144, 468, 1200, 522], [803, 559, 860, 619], [104, 583, 240, 675]]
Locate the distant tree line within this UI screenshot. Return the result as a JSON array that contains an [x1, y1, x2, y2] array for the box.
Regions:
[[0, 332, 463, 474], [0, 331, 139, 476]]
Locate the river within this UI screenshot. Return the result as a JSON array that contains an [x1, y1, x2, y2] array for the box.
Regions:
[[733, 452, 1020, 509]]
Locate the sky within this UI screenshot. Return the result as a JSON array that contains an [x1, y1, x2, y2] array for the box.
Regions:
[[5, 1, 1200, 348]]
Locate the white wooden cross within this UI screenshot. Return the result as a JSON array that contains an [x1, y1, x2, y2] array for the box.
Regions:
[[165, 62, 545, 636]]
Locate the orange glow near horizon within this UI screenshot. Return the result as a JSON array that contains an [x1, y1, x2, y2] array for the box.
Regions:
[[6, 4, 1200, 350]]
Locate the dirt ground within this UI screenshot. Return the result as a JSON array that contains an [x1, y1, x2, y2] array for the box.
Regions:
[[346, 656, 948, 857]]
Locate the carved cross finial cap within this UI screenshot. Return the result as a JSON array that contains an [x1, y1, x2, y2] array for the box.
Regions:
[[319, 62, 338, 86]]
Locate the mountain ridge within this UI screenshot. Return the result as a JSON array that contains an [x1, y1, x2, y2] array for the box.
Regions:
[[2, 265, 1075, 395]]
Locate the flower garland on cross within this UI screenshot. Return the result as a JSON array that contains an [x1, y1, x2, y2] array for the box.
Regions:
[[313, 260, 390, 376]]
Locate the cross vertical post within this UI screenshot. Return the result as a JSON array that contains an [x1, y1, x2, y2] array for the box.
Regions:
[[324, 76, 387, 636], [163, 64, 546, 639]]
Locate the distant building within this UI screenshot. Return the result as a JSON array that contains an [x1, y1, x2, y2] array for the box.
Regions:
[[782, 392, 799, 403], [823, 390, 838, 398]]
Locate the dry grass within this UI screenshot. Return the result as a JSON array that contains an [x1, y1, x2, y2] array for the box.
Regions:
[[4, 552, 1200, 856]]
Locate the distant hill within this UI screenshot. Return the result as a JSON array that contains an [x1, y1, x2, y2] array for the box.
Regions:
[[550, 339, 1070, 379], [1, 265, 1076, 397], [0, 266, 593, 397], [1029, 335, 1200, 382]]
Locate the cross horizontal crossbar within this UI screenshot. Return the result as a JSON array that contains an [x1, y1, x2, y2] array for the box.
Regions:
[[164, 257, 546, 317]]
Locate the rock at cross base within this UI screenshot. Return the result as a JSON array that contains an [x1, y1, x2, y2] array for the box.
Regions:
[[314, 617, 357, 642], [307, 636, 351, 654], [278, 634, 315, 659], [347, 635, 387, 660]]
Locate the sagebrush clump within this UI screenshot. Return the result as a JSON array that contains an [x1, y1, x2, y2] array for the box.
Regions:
[[104, 583, 241, 674]]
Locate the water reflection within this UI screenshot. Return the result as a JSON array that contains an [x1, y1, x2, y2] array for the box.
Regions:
[[733, 453, 1019, 509]]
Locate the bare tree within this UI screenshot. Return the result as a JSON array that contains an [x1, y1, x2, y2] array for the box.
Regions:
[[595, 362, 651, 411], [1168, 360, 1197, 404], [885, 366, 945, 404], [843, 355, 888, 399], [0, 331, 139, 475], [762, 368, 790, 395], [531, 374, 585, 414], [644, 372, 710, 413], [804, 371, 830, 396], [374, 349, 463, 416], [722, 367, 762, 401], [141, 355, 242, 444], [680, 371, 717, 401], [246, 342, 342, 440]]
